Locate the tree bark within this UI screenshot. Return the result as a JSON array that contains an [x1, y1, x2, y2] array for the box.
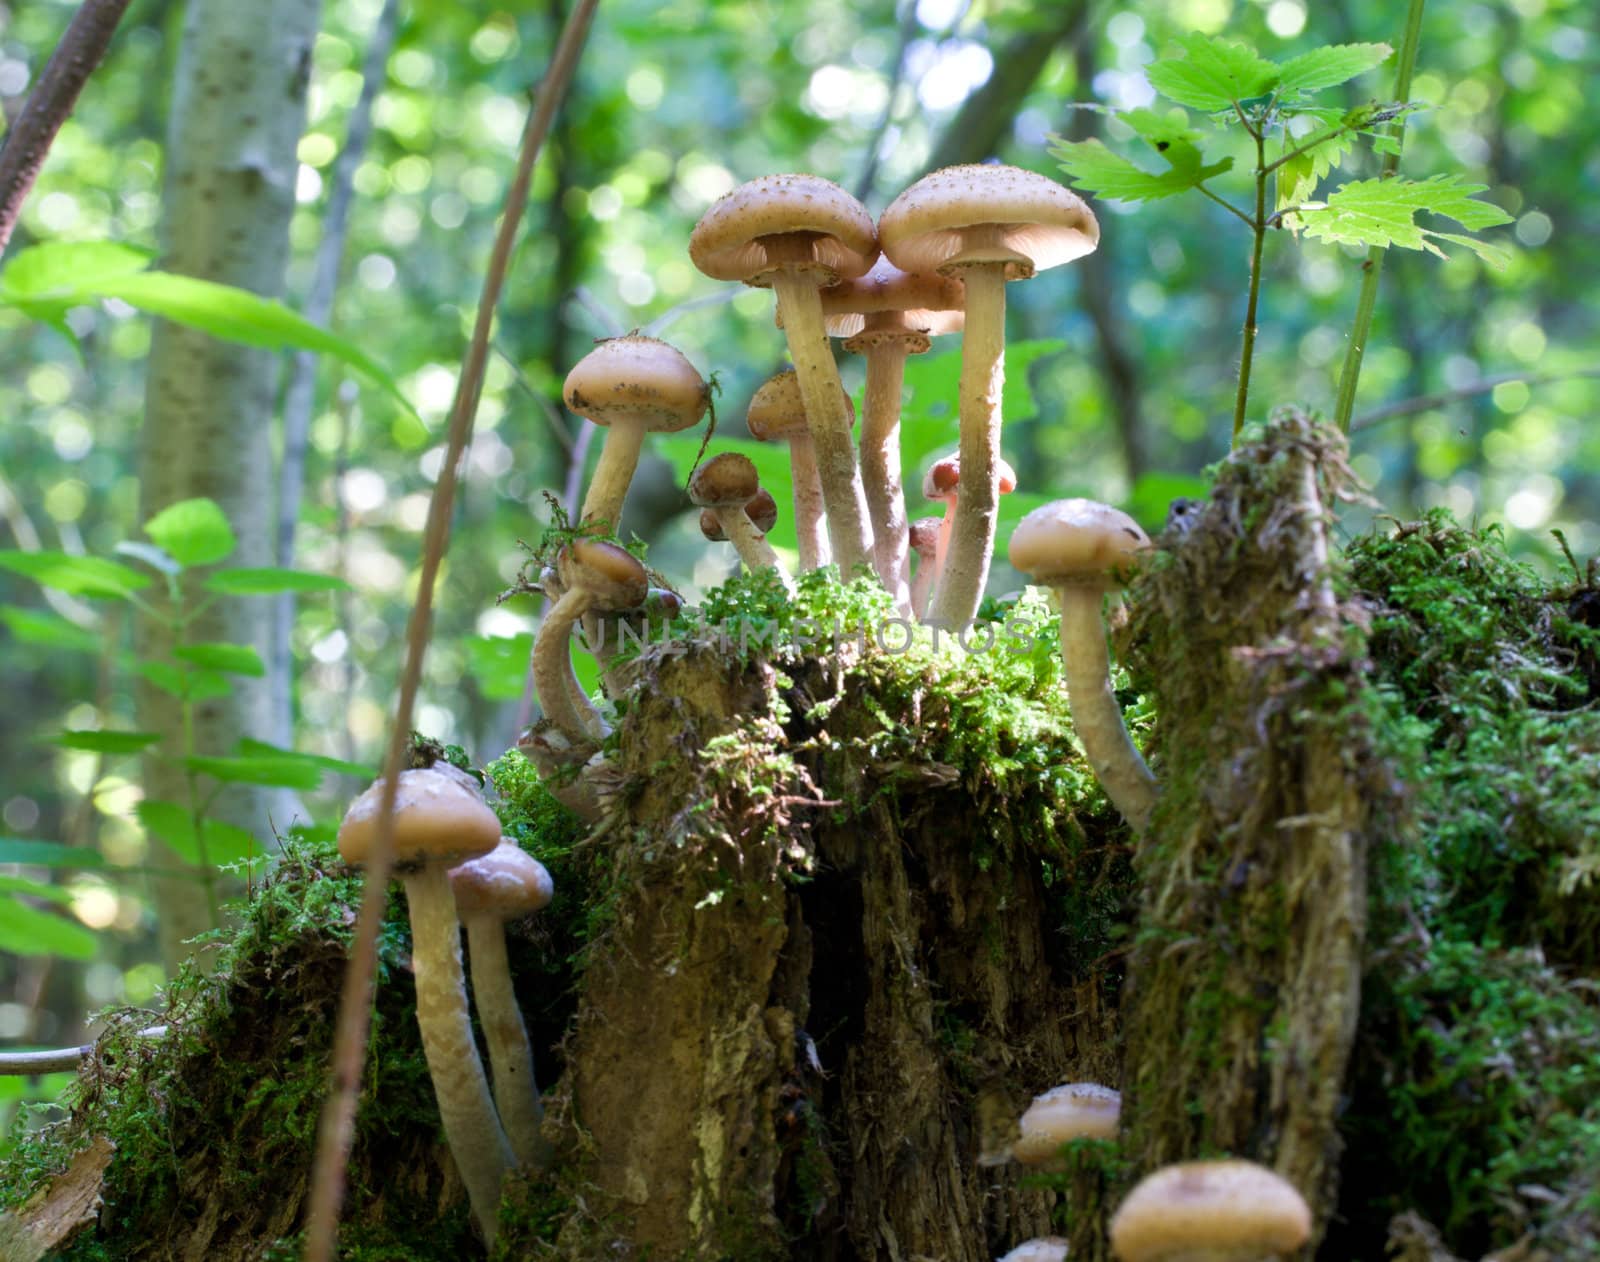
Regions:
[[137, 0, 323, 970]]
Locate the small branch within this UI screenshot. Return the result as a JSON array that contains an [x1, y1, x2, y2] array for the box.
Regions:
[[493, 341, 575, 457], [0, 1026, 167, 1076], [300, 5, 600, 1258], [1194, 181, 1255, 230], [640, 288, 739, 337], [569, 284, 625, 339], [1259, 122, 1353, 178], [0, 0, 134, 258], [1231, 131, 1270, 442], [1351, 367, 1600, 431]]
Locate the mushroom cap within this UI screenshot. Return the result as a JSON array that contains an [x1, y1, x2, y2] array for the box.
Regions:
[[907, 517, 942, 554], [1108, 1160, 1312, 1262], [449, 838, 554, 920], [922, 454, 1018, 501], [745, 487, 778, 534], [556, 538, 649, 610], [815, 257, 966, 343], [563, 334, 709, 433], [1008, 498, 1150, 590], [996, 1239, 1070, 1262], [747, 369, 855, 442], [337, 766, 502, 868], [1012, 1082, 1122, 1166], [690, 452, 761, 509], [689, 173, 878, 287], [880, 163, 1099, 281]]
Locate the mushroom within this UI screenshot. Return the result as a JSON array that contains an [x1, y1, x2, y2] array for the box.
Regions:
[[815, 258, 964, 605], [1109, 1160, 1312, 1262], [881, 164, 1098, 626], [997, 1239, 1070, 1262], [1012, 1081, 1121, 1167], [699, 487, 778, 548], [922, 453, 1016, 619], [907, 516, 941, 622], [1008, 499, 1156, 831], [688, 174, 879, 577], [746, 369, 855, 573], [449, 838, 556, 1172], [533, 538, 649, 746], [564, 334, 710, 532], [337, 766, 513, 1243], [596, 584, 683, 696], [690, 453, 792, 588]]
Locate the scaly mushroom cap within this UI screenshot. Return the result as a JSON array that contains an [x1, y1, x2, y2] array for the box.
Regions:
[[907, 516, 942, 555], [556, 537, 649, 610], [922, 454, 1017, 501], [688, 173, 878, 287], [700, 489, 776, 542], [1008, 498, 1150, 591], [997, 1239, 1070, 1262], [1013, 1081, 1122, 1165], [880, 163, 1099, 281], [563, 334, 710, 433], [815, 257, 966, 346], [337, 767, 502, 868], [1109, 1160, 1312, 1262], [690, 452, 761, 510], [450, 838, 554, 920], [747, 369, 855, 442]]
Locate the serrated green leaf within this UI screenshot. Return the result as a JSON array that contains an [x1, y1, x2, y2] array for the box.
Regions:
[[183, 755, 323, 791], [0, 894, 97, 959], [1145, 34, 1278, 112], [1275, 43, 1392, 95], [1299, 175, 1513, 252], [1431, 232, 1513, 270], [0, 550, 150, 599], [53, 729, 164, 755], [0, 241, 151, 300], [171, 642, 265, 677], [1051, 137, 1230, 203], [236, 738, 375, 781], [203, 567, 350, 595], [464, 633, 536, 702], [0, 605, 102, 653], [0, 838, 107, 868], [136, 660, 234, 701], [1277, 128, 1355, 213], [143, 498, 236, 567]]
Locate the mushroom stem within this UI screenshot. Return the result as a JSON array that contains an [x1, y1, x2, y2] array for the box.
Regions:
[[861, 345, 912, 610], [533, 589, 607, 745], [787, 431, 830, 572], [464, 914, 554, 1173], [927, 263, 1005, 627], [932, 501, 958, 609], [1056, 588, 1157, 830], [768, 266, 875, 578], [714, 508, 794, 590], [908, 520, 939, 622], [402, 865, 515, 1242], [578, 417, 646, 530]]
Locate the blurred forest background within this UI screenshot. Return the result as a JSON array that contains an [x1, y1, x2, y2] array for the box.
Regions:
[[0, 0, 1593, 1141]]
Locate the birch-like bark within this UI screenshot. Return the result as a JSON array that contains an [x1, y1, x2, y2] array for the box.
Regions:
[[136, 0, 323, 970]]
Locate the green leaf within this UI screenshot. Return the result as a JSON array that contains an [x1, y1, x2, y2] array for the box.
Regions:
[[144, 498, 236, 567], [1275, 43, 1392, 95], [0, 838, 107, 868], [464, 633, 535, 702], [0, 605, 102, 653], [1145, 34, 1278, 112], [1431, 231, 1513, 270], [1051, 137, 1231, 203], [1299, 175, 1513, 255], [0, 550, 150, 599], [203, 567, 350, 595], [0, 874, 73, 904], [1277, 128, 1356, 213], [136, 799, 201, 863], [0, 894, 97, 959], [171, 642, 266, 677], [53, 729, 163, 755], [201, 819, 265, 868], [0, 241, 151, 299], [236, 738, 375, 781], [136, 659, 234, 701], [182, 755, 324, 791]]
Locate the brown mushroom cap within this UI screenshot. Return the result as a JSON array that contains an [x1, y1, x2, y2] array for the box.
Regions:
[[556, 538, 649, 610], [745, 487, 778, 534], [1109, 1160, 1311, 1262], [880, 163, 1099, 281], [815, 257, 966, 344], [688, 173, 878, 288], [1008, 498, 1150, 590], [690, 452, 762, 509], [337, 767, 502, 868], [922, 454, 1017, 500], [747, 369, 855, 442], [563, 334, 710, 433], [907, 517, 942, 553], [1013, 1082, 1122, 1165], [450, 839, 554, 920]]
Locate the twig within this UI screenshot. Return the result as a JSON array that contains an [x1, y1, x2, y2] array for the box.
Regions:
[[640, 288, 740, 337], [0, 1026, 167, 1076], [493, 341, 576, 457], [300, 4, 600, 1257], [569, 284, 625, 338], [0, 0, 134, 258], [1351, 366, 1600, 431]]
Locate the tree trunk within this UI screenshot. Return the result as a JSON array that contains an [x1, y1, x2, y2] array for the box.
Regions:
[[136, 0, 322, 970]]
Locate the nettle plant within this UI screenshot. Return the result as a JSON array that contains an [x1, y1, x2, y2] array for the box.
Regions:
[[0, 497, 359, 937], [1050, 33, 1513, 438]]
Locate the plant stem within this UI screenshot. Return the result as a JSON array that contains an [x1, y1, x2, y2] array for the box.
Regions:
[[1231, 128, 1269, 443], [1333, 0, 1428, 432]]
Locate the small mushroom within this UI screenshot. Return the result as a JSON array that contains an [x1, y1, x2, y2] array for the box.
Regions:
[[449, 839, 556, 1172], [337, 767, 512, 1243], [746, 369, 854, 573], [564, 334, 710, 532], [881, 165, 1097, 626], [690, 453, 792, 588], [996, 1239, 1070, 1262], [907, 516, 942, 622], [922, 453, 1016, 620], [1109, 1160, 1312, 1262], [1012, 1082, 1121, 1167], [1008, 499, 1156, 831], [689, 174, 878, 577]]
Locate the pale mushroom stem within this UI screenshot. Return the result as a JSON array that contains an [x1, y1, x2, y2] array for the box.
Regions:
[[767, 267, 875, 578], [928, 264, 1005, 627], [403, 865, 515, 1242], [909, 540, 937, 622], [578, 417, 646, 530], [464, 914, 554, 1173], [1056, 588, 1157, 830], [787, 432, 830, 572], [861, 346, 913, 611], [532, 589, 607, 744], [715, 508, 794, 590], [931, 502, 958, 614]]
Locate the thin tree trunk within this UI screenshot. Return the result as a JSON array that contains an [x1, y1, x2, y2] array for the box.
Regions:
[[137, 0, 323, 971]]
